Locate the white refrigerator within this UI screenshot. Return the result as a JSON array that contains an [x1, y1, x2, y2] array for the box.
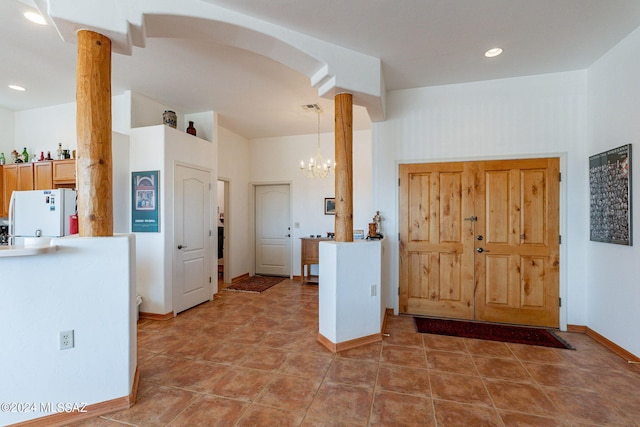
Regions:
[[9, 189, 77, 245]]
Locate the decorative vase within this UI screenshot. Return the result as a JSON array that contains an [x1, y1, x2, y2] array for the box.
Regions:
[[186, 121, 196, 136], [163, 110, 177, 128]]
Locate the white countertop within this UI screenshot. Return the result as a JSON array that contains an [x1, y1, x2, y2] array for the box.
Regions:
[[0, 244, 57, 258]]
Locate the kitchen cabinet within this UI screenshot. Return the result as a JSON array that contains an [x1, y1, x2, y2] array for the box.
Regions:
[[17, 163, 34, 191], [2, 164, 35, 217], [52, 159, 76, 188], [0, 165, 3, 217], [34, 161, 53, 189]]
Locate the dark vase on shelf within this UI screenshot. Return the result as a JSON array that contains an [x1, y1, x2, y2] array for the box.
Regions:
[[186, 121, 196, 136]]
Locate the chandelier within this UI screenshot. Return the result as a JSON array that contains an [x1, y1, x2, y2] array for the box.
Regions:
[[300, 107, 334, 178]]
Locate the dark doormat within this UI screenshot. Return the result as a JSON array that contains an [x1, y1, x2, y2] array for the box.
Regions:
[[414, 317, 574, 349], [224, 275, 286, 293]]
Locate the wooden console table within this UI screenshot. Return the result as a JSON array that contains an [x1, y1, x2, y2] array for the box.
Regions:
[[300, 237, 333, 284]]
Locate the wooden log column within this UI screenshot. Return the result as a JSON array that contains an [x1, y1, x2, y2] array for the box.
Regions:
[[334, 93, 353, 242], [76, 30, 113, 236]]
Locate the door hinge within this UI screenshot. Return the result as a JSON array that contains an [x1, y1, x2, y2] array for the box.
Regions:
[[209, 183, 212, 190], [398, 287, 400, 295], [559, 235, 561, 244], [398, 178, 401, 187], [559, 297, 561, 307], [398, 232, 400, 241], [559, 172, 562, 182], [209, 229, 212, 236], [209, 276, 212, 283]]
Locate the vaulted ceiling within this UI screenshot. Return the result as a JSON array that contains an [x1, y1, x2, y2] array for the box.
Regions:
[[2, 0, 640, 139]]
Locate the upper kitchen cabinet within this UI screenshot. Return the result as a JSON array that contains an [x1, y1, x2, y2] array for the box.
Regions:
[[0, 165, 3, 217], [17, 163, 34, 191], [2, 163, 33, 217], [34, 161, 53, 190], [52, 159, 76, 188]]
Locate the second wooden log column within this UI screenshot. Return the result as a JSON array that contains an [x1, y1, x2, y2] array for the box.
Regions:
[[76, 30, 113, 237], [334, 93, 353, 242]]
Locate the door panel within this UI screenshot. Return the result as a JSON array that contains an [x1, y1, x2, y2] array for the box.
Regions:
[[399, 158, 560, 328], [475, 158, 560, 327], [255, 184, 290, 276], [399, 163, 475, 320], [174, 164, 212, 314]]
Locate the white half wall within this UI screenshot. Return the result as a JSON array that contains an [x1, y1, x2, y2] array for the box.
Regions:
[[586, 26, 640, 357], [0, 234, 136, 425]]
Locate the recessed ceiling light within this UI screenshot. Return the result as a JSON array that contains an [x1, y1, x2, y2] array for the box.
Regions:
[[484, 47, 503, 58], [9, 84, 26, 92], [24, 11, 47, 25]]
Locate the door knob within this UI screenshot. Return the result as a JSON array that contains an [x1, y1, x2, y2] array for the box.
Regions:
[[286, 234, 291, 237], [178, 244, 188, 249], [476, 247, 484, 253], [477, 235, 483, 241]]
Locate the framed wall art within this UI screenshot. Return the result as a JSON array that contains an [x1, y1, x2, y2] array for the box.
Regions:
[[324, 197, 336, 215], [589, 144, 632, 245], [132, 170, 160, 232]]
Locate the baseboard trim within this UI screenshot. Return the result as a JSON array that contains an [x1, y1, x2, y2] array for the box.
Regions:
[[317, 332, 382, 353], [567, 324, 639, 362], [566, 324, 587, 333], [139, 311, 174, 321], [382, 308, 394, 334], [232, 273, 250, 283], [10, 367, 139, 427]]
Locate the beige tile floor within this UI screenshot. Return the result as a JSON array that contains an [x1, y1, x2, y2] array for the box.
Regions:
[[72, 279, 640, 426]]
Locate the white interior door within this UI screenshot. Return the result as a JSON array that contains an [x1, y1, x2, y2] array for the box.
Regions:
[[255, 184, 290, 276], [174, 164, 212, 314]]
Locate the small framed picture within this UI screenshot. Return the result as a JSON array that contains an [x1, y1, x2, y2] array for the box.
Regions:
[[324, 197, 336, 215]]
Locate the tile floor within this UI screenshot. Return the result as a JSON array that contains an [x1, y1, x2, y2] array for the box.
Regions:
[[72, 279, 640, 426]]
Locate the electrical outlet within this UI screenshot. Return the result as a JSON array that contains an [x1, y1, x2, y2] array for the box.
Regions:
[[60, 330, 74, 350], [371, 284, 377, 297]]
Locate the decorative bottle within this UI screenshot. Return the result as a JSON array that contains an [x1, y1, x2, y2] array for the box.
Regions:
[[22, 147, 29, 163], [186, 121, 196, 136], [57, 143, 63, 160], [0, 152, 5, 165]]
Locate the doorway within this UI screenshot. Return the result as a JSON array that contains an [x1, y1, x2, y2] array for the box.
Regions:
[[217, 179, 230, 287], [399, 158, 560, 328], [254, 184, 291, 276]]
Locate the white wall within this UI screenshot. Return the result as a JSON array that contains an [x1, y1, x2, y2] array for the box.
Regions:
[[249, 129, 373, 277], [217, 126, 250, 280], [374, 71, 589, 328], [586, 27, 640, 357], [14, 102, 77, 157], [130, 125, 217, 314], [0, 235, 136, 425], [0, 108, 14, 155]]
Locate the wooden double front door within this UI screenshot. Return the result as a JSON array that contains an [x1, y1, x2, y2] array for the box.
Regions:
[[399, 158, 560, 328]]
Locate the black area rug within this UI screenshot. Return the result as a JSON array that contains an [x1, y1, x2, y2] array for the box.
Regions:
[[414, 317, 573, 349], [223, 275, 285, 293]]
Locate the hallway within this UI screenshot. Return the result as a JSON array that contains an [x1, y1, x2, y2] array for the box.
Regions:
[[72, 279, 640, 426]]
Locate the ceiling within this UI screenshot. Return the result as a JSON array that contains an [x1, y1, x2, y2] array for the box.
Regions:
[[2, 0, 640, 139]]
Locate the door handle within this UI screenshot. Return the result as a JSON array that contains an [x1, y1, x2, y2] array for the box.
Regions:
[[178, 244, 188, 249], [286, 234, 291, 237], [476, 247, 484, 253]]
